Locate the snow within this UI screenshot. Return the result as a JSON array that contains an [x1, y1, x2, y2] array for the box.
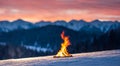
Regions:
[[0, 50, 120, 66], [35, 21, 51, 27], [0, 42, 6, 46], [23, 45, 53, 52]]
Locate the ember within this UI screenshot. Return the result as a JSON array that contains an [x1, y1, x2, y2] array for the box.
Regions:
[[54, 31, 72, 58]]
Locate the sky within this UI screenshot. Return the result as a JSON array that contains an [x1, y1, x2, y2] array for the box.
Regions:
[[0, 0, 120, 22]]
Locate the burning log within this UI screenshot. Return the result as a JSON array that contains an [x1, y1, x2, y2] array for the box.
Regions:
[[54, 31, 72, 58]]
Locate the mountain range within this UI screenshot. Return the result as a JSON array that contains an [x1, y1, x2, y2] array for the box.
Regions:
[[0, 19, 120, 32]]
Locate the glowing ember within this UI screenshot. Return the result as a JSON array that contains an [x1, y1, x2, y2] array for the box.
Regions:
[[54, 31, 72, 58]]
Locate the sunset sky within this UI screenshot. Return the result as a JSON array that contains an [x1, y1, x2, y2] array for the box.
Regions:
[[0, 0, 120, 22]]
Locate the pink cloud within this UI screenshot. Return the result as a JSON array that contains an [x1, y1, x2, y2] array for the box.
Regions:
[[0, 0, 120, 22]]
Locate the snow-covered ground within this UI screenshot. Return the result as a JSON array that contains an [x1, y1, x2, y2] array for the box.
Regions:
[[0, 50, 120, 66]]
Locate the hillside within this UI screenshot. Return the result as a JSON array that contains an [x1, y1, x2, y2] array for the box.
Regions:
[[0, 50, 120, 66], [0, 20, 120, 60]]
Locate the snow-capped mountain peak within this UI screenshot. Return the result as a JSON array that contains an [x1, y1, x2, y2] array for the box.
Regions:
[[0, 19, 120, 32]]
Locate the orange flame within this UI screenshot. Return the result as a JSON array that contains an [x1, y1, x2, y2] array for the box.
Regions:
[[55, 31, 72, 57]]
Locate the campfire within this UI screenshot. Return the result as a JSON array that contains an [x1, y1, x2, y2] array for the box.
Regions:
[[54, 31, 72, 58]]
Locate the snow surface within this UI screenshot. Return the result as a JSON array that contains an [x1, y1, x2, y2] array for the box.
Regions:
[[0, 50, 120, 66]]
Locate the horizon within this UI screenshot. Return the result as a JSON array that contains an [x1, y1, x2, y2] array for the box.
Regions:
[[0, 18, 120, 23], [0, 0, 120, 22]]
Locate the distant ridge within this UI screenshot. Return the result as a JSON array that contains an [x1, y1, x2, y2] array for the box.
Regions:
[[0, 19, 120, 32]]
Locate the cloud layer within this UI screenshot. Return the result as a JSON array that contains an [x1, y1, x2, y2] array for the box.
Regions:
[[0, 0, 120, 22]]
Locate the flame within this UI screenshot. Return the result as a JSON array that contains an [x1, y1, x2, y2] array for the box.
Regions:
[[55, 31, 72, 57]]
